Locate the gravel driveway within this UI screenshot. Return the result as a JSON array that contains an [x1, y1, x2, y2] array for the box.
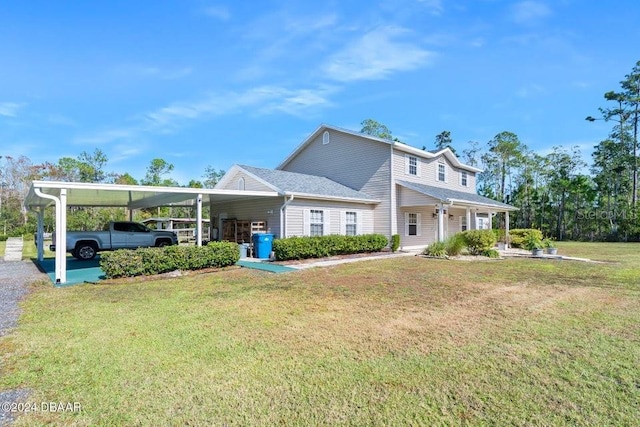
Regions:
[[0, 260, 46, 426]]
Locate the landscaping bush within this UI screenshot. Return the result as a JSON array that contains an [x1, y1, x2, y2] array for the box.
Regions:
[[391, 234, 400, 252], [482, 248, 500, 258], [423, 241, 447, 258], [492, 229, 506, 243], [100, 241, 240, 279], [272, 234, 388, 261], [461, 230, 497, 255], [445, 233, 466, 256], [0, 235, 8, 242], [509, 229, 543, 248]]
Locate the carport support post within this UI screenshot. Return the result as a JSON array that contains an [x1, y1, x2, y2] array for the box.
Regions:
[[37, 208, 44, 261], [58, 189, 67, 284], [437, 203, 445, 242], [196, 194, 203, 246]]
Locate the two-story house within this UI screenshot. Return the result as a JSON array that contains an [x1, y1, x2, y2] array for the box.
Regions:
[[213, 124, 515, 249]]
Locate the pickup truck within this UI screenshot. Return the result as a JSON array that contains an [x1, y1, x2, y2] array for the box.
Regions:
[[51, 221, 178, 260]]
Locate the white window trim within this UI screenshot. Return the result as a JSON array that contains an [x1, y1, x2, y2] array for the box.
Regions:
[[341, 211, 359, 236], [436, 161, 447, 182], [322, 131, 330, 145], [460, 215, 468, 232], [404, 212, 422, 236], [405, 154, 421, 176], [304, 208, 331, 236], [238, 177, 245, 190], [460, 170, 468, 187]]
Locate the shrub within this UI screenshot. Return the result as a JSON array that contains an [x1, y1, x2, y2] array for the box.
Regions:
[[461, 230, 497, 255], [423, 241, 447, 258], [509, 229, 543, 248], [272, 234, 388, 261], [482, 248, 500, 258], [391, 234, 400, 252], [492, 229, 506, 243], [522, 234, 543, 251], [0, 235, 8, 242], [445, 233, 466, 256], [100, 241, 240, 279]]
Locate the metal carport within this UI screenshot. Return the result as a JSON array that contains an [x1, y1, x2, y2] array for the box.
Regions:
[[24, 181, 278, 284]]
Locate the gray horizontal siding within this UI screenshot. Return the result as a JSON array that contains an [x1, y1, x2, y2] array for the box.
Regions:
[[285, 198, 375, 237], [393, 151, 477, 194], [217, 170, 274, 192], [281, 130, 391, 238]]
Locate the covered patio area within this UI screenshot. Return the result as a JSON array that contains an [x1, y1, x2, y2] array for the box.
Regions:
[[24, 181, 278, 285]]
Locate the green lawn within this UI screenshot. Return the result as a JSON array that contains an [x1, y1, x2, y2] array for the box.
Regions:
[[1, 242, 639, 425], [0, 240, 5, 257]]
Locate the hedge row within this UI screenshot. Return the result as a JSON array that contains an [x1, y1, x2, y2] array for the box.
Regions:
[[100, 241, 240, 279], [508, 229, 543, 248], [272, 234, 388, 261]]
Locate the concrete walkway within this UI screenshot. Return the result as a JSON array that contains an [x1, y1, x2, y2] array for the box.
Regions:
[[281, 250, 418, 270], [3, 237, 23, 262]]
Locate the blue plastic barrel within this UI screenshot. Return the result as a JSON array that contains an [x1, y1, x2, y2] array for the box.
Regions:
[[252, 233, 275, 259]]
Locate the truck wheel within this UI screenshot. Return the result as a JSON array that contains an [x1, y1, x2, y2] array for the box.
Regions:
[[74, 242, 98, 260], [156, 239, 171, 247]]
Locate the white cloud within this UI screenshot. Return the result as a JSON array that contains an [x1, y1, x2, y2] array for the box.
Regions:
[[417, 0, 443, 16], [112, 64, 193, 80], [203, 6, 230, 21], [516, 83, 546, 98], [0, 102, 25, 117], [324, 26, 433, 82], [76, 85, 336, 145], [510, 1, 551, 24]]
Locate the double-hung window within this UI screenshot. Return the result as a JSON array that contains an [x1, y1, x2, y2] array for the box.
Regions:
[[310, 210, 324, 237], [460, 171, 468, 187], [345, 212, 357, 236], [408, 156, 418, 175], [437, 161, 446, 182], [407, 213, 418, 236]]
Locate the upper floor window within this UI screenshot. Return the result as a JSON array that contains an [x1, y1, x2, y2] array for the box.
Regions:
[[238, 177, 245, 190], [460, 171, 468, 187], [322, 131, 330, 145], [437, 160, 446, 182], [406, 155, 419, 176], [310, 210, 324, 236], [345, 212, 357, 236]]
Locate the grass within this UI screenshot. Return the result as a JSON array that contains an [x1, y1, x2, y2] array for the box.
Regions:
[[0, 240, 5, 257], [1, 243, 639, 425]]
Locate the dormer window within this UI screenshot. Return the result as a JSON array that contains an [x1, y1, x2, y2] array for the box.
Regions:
[[437, 160, 446, 182]]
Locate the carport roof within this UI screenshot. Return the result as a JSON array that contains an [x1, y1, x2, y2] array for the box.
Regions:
[[25, 180, 280, 210]]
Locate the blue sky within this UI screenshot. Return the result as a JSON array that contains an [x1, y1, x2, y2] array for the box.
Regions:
[[1, 0, 639, 184]]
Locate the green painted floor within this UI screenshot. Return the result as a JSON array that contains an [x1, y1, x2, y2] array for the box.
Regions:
[[38, 257, 105, 287], [236, 260, 297, 273], [37, 257, 297, 287]]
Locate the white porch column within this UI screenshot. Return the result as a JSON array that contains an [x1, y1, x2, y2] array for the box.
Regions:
[[465, 208, 471, 232], [196, 193, 203, 246], [505, 210, 510, 248], [488, 210, 493, 230], [37, 208, 44, 261], [437, 203, 445, 242]]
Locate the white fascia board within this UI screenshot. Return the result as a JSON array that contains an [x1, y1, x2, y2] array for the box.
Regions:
[[447, 198, 518, 211], [284, 192, 380, 205], [431, 148, 484, 173]]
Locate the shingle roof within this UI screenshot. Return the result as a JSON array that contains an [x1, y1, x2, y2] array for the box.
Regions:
[[397, 180, 517, 210], [239, 165, 379, 203]]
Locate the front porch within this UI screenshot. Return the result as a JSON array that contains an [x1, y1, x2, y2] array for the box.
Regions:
[[395, 180, 517, 249]]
